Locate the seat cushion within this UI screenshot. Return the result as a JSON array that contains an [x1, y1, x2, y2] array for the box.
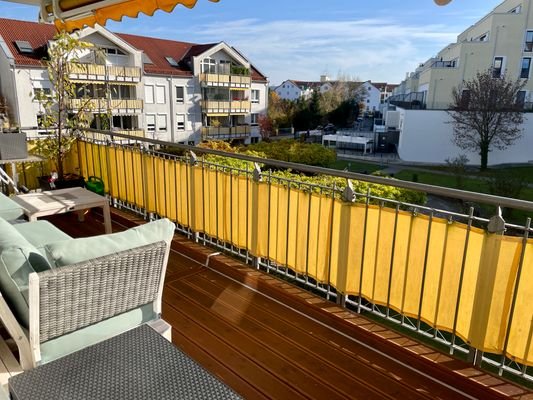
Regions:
[[45, 218, 175, 267], [0, 218, 53, 328], [0, 193, 23, 221]]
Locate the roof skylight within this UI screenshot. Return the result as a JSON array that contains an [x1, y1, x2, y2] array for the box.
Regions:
[[15, 40, 33, 54]]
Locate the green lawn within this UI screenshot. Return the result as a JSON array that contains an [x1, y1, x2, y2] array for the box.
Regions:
[[331, 159, 383, 174], [424, 165, 533, 184]]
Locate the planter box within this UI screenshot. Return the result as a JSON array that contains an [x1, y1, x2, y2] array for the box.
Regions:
[[38, 175, 85, 191], [0, 133, 28, 160]]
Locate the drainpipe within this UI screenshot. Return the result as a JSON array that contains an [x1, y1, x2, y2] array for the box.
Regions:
[[168, 76, 175, 143]]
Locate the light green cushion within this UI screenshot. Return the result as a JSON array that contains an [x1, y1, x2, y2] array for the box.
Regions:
[[39, 305, 156, 364], [0, 193, 23, 221], [0, 218, 53, 328], [45, 218, 175, 267], [13, 221, 71, 259]]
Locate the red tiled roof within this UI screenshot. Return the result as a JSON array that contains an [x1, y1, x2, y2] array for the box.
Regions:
[[0, 18, 56, 67], [0, 18, 268, 82]]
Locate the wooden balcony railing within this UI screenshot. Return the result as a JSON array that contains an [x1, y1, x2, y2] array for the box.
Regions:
[[201, 125, 251, 139], [69, 63, 141, 83], [68, 98, 143, 112], [201, 100, 251, 114], [199, 73, 251, 88]]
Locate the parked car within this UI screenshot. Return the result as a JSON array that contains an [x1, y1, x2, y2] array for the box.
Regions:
[[323, 123, 337, 134]]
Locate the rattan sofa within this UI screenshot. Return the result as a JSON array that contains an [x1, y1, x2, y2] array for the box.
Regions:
[[0, 216, 175, 370]]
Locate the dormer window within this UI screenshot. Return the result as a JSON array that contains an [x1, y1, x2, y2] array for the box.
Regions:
[[15, 40, 33, 54]]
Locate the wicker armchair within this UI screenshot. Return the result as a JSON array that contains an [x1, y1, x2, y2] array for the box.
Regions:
[[0, 240, 171, 370]]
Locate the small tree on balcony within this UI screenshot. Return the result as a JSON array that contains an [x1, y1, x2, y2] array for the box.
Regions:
[[33, 32, 95, 179], [447, 69, 526, 170]]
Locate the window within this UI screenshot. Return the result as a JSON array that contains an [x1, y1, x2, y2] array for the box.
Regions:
[[525, 31, 533, 52], [176, 86, 184, 103], [188, 140, 195, 146], [145, 85, 154, 104], [251, 89, 260, 103], [521, 58, 531, 78], [104, 47, 126, 55], [165, 56, 178, 67], [251, 113, 259, 125], [177, 114, 186, 131], [509, 5, 521, 13], [251, 137, 259, 144], [219, 60, 231, 74], [157, 114, 167, 132], [460, 89, 471, 108], [33, 87, 51, 99], [155, 85, 166, 104], [517, 91, 527, 108], [493, 57, 504, 78], [146, 115, 156, 136], [201, 58, 216, 74], [15, 40, 33, 54]]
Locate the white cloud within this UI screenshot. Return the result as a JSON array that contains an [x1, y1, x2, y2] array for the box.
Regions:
[[159, 17, 461, 85]]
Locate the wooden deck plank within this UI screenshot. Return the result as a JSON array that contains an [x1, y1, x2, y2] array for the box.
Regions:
[[177, 269, 463, 400]]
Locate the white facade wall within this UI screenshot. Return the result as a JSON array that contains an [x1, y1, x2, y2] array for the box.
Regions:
[[361, 83, 381, 112], [274, 81, 302, 101], [16, 68, 49, 129], [249, 81, 268, 139], [397, 109, 533, 165], [143, 75, 201, 143]]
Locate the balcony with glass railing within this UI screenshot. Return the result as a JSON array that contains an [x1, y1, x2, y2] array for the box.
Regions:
[[69, 63, 142, 84], [68, 98, 143, 113]]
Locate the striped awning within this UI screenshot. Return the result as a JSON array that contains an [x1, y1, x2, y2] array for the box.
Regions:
[[33, 0, 220, 32]]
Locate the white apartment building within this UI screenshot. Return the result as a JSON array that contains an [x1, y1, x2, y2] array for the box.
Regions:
[[0, 18, 268, 145], [392, 0, 533, 110]]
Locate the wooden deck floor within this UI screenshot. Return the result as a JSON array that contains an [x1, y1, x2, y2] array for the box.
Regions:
[[44, 209, 533, 400]]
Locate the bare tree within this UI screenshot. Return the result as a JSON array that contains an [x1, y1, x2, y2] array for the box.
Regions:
[[447, 69, 526, 170]]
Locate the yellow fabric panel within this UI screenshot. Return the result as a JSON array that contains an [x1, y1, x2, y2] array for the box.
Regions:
[[307, 193, 334, 284], [400, 216, 430, 318], [202, 168, 217, 238], [387, 211, 413, 313], [454, 228, 484, 344], [432, 224, 468, 331], [268, 184, 288, 266], [107, 146, 120, 200], [289, 190, 314, 276], [55, 0, 218, 32], [175, 161, 189, 228], [418, 219, 448, 326], [251, 182, 270, 258], [506, 239, 533, 365], [328, 200, 365, 295], [359, 206, 381, 302], [189, 167, 204, 232], [371, 207, 398, 305], [152, 157, 168, 216], [468, 234, 522, 353]]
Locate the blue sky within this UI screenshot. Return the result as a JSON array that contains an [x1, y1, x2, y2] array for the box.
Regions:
[[0, 0, 504, 84]]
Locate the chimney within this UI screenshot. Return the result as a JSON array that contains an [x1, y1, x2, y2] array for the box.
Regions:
[[320, 75, 330, 83]]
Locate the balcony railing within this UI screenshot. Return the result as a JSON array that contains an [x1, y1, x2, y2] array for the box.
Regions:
[[19, 128, 533, 383], [68, 98, 143, 113], [69, 63, 142, 83], [201, 125, 251, 140], [199, 73, 251, 89], [431, 60, 457, 68], [201, 100, 251, 115]]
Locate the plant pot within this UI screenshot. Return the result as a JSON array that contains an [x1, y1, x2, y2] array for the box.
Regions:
[[38, 174, 85, 191]]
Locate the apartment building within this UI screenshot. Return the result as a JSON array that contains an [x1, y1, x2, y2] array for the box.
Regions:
[[392, 0, 533, 110], [0, 18, 268, 145]]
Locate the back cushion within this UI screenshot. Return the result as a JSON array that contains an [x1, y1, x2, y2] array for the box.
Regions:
[[45, 218, 175, 267], [0, 218, 52, 328], [0, 193, 23, 221]]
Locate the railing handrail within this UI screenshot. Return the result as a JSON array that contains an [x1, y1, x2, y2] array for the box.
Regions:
[[79, 127, 533, 212]]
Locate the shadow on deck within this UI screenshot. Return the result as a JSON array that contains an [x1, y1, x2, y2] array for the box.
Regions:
[[43, 208, 533, 400]]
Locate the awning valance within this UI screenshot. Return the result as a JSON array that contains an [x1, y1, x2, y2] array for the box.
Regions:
[[36, 0, 220, 32]]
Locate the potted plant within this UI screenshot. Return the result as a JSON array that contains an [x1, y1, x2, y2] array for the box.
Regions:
[[32, 32, 95, 190]]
